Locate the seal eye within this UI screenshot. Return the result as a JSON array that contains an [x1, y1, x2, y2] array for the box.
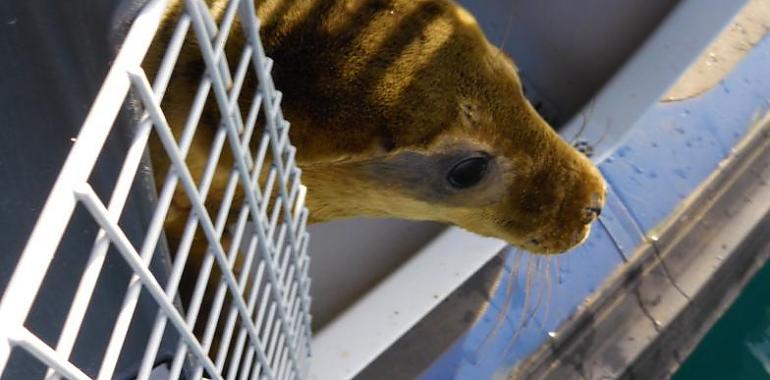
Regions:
[[447, 156, 488, 189]]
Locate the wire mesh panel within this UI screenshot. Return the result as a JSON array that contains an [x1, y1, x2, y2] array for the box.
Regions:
[[0, 0, 312, 379]]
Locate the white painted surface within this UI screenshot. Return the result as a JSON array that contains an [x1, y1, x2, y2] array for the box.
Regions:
[[559, 0, 749, 162], [309, 228, 506, 380], [307, 219, 445, 330]]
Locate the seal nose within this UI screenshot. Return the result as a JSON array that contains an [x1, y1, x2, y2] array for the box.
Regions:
[[586, 206, 602, 218], [584, 192, 603, 222]]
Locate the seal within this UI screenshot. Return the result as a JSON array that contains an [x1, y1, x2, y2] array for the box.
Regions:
[[142, 0, 608, 368], [147, 0, 606, 257]]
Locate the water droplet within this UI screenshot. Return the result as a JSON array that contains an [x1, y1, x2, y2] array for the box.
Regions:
[[681, 109, 690, 117], [617, 146, 632, 158], [673, 168, 688, 179], [633, 165, 644, 174], [647, 234, 659, 242], [548, 331, 557, 338]]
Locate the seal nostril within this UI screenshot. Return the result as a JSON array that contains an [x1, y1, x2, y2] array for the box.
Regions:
[[586, 192, 604, 220]]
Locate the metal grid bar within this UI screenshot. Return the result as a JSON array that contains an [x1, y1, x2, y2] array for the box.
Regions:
[[99, 2, 246, 379], [46, 115, 154, 380], [9, 328, 92, 380], [94, 1, 250, 373], [136, 16, 248, 377], [132, 66, 281, 377], [0, 0, 168, 375], [75, 183, 224, 379], [237, 0, 313, 349], [182, 1, 310, 377], [0, 0, 313, 379]]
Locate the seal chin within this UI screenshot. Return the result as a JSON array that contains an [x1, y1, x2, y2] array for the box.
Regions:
[[573, 224, 592, 247], [514, 224, 593, 255]]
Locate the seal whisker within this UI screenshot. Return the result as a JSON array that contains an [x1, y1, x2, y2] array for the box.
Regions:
[[492, 0, 517, 62], [475, 248, 521, 356], [570, 98, 596, 144], [542, 256, 554, 330], [591, 118, 612, 148], [526, 256, 548, 326], [504, 254, 538, 349]]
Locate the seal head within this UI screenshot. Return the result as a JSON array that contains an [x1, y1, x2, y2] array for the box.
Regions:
[[284, 0, 606, 254]]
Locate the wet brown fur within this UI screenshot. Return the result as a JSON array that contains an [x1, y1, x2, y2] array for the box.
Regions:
[[147, 0, 606, 258]]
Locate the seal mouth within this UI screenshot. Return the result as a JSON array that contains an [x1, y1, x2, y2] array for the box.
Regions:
[[516, 223, 593, 255]]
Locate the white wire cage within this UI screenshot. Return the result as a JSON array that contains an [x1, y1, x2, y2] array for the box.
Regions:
[[0, 0, 312, 379]]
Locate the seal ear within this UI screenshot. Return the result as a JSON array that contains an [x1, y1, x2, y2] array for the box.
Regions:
[[459, 101, 479, 127]]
